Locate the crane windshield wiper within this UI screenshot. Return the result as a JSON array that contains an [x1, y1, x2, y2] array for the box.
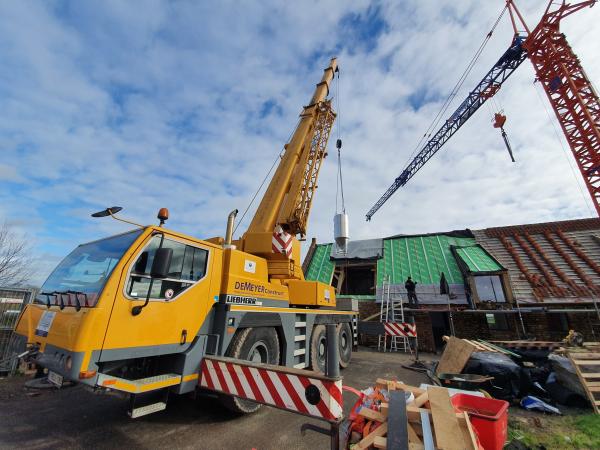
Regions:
[[39, 290, 88, 311]]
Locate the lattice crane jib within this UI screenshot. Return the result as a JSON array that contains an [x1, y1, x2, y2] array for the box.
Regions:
[[281, 100, 336, 238], [241, 59, 338, 276], [366, 1, 599, 220], [507, 0, 600, 216], [365, 36, 527, 220]]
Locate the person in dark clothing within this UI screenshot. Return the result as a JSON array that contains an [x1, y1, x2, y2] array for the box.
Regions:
[[405, 276, 418, 307]]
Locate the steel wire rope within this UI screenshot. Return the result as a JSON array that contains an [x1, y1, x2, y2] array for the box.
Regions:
[[335, 67, 346, 214], [399, 5, 508, 169], [233, 118, 301, 235], [532, 80, 595, 216]]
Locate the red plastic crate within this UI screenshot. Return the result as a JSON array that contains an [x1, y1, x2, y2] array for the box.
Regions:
[[451, 394, 509, 450]]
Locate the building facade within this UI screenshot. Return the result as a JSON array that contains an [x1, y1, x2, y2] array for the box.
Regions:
[[303, 218, 600, 352]]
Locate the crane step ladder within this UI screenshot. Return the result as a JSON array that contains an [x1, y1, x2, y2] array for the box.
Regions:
[[293, 313, 308, 369], [377, 275, 414, 355]]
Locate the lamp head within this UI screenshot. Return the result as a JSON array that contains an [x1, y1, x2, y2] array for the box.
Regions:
[[91, 206, 123, 218]]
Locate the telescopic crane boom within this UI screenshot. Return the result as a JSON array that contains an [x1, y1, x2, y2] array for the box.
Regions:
[[240, 59, 338, 279]]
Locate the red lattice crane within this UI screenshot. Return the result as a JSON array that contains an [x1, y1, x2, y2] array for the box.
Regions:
[[508, 0, 600, 216], [366, 0, 600, 220]]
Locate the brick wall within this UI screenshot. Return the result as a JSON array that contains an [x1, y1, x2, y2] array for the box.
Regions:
[[452, 313, 522, 341], [356, 299, 600, 352], [413, 312, 435, 353], [450, 311, 599, 342], [356, 300, 435, 353], [520, 312, 599, 341]]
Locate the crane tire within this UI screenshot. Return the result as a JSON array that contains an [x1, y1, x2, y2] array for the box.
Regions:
[[220, 327, 280, 414], [338, 322, 352, 369], [309, 325, 327, 373]]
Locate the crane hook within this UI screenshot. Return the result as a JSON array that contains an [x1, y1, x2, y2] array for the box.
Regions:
[[493, 113, 515, 162]]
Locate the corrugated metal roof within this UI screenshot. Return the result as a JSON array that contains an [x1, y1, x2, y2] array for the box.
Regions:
[[376, 235, 475, 285], [330, 238, 383, 260], [304, 243, 334, 284], [454, 245, 504, 273]]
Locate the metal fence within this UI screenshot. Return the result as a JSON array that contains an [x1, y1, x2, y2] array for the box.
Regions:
[[0, 287, 36, 375]]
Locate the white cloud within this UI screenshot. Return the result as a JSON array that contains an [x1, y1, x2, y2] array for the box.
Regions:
[[0, 0, 598, 286]]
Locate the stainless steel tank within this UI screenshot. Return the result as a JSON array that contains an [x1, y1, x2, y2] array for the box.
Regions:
[[334, 213, 349, 254]]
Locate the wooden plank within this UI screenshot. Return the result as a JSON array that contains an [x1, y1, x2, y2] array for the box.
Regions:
[[567, 352, 600, 414], [411, 392, 429, 408], [376, 379, 415, 392], [356, 423, 388, 450], [428, 387, 466, 450], [378, 380, 427, 395], [567, 352, 600, 359], [463, 413, 478, 450], [381, 403, 389, 417], [589, 387, 600, 392], [376, 437, 426, 450], [478, 339, 522, 358], [470, 340, 495, 352], [407, 423, 422, 444], [397, 382, 426, 396], [466, 340, 490, 352], [420, 410, 435, 450], [387, 390, 409, 450], [582, 373, 600, 378], [573, 360, 600, 365], [374, 436, 387, 449], [406, 406, 464, 422], [436, 337, 476, 375], [359, 408, 387, 423], [409, 444, 425, 450], [587, 382, 600, 387]]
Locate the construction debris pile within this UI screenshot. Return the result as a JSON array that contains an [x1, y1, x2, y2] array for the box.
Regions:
[[341, 334, 600, 449], [342, 378, 507, 450], [435, 335, 600, 415]]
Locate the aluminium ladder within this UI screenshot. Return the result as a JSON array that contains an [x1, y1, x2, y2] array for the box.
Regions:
[[378, 275, 412, 354]]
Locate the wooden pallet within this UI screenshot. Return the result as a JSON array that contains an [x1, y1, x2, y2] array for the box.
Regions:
[[566, 351, 600, 414], [490, 340, 562, 351], [351, 379, 479, 449], [463, 339, 502, 353]]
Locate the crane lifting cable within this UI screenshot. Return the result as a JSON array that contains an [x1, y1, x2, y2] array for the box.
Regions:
[[400, 6, 508, 169], [333, 67, 349, 254]]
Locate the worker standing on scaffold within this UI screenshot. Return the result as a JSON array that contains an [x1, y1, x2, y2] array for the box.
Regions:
[[405, 276, 419, 307]]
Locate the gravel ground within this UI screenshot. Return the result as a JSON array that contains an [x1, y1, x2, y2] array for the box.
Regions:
[[0, 348, 433, 450]]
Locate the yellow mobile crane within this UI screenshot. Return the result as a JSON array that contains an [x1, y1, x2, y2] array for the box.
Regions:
[[12, 58, 355, 416]]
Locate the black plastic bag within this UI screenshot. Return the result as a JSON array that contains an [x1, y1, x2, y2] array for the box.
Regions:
[[463, 352, 529, 400]]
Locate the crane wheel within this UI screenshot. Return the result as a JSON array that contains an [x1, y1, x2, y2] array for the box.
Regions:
[[338, 322, 352, 369], [309, 325, 327, 373], [220, 327, 280, 414]]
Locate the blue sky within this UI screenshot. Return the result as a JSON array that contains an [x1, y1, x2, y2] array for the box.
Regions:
[[1, 1, 599, 286]]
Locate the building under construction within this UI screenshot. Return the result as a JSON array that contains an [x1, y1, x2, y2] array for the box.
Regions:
[[303, 217, 600, 352]]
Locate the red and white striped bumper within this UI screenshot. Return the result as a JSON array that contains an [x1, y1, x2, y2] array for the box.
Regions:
[[199, 356, 343, 422]]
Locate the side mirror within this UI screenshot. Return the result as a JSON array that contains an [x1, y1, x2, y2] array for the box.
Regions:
[[151, 247, 173, 279]]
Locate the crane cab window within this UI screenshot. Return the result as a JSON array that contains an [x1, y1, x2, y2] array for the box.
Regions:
[[126, 235, 208, 301]]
